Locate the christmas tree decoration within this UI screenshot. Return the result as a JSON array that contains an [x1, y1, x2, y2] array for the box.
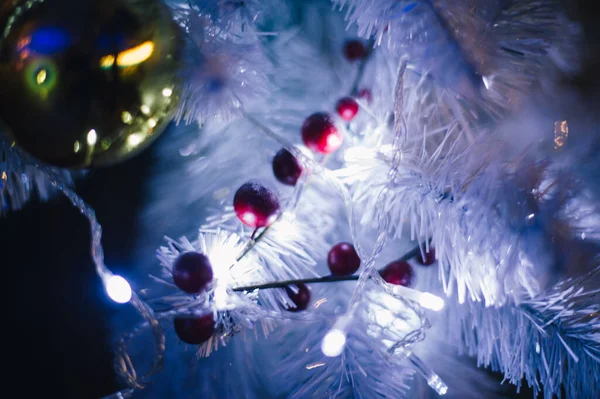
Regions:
[[343, 39, 368, 61], [335, 97, 359, 121], [416, 248, 435, 266], [0, 0, 182, 168], [6, 1, 599, 399], [173, 2, 273, 124], [174, 313, 216, 345], [380, 260, 414, 287], [150, 228, 308, 365], [301, 113, 343, 154], [272, 148, 303, 186], [233, 181, 280, 228], [172, 252, 213, 294], [105, 275, 132, 304], [284, 283, 311, 311], [327, 242, 360, 276], [274, 308, 417, 398]]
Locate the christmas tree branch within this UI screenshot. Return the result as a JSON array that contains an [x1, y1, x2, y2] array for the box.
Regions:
[[233, 41, 371, 265]]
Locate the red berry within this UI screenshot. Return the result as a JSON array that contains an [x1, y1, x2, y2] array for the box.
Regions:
[[357, 88, 372, 103], [272, 148, 303, 186], [301, 113, 343, 154], [174, 313, 215, 344], [233, 181, 280, 228], [285, 283, 311, 311], [336, 97, 359, 121], [380, 260, 414, 287], [417, 249, 436, 266], [343, 40, 367, 61], [327, 242, 360, 276], [172, 252, 213, 294]]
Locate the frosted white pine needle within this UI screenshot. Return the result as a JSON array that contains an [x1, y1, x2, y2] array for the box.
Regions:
[[266, 279, 425, 398], [334, 0, 577, 111], [125, 1, 598, 398], [0, 137, 72, 215], [155, 229, 285, 354], [204, 207, 330, 281], [444, 265, 600, 398], [170, 3, 272, 124]]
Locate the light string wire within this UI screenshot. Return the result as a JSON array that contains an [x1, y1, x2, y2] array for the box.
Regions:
[[216, 32, 379, 270], [6, 2, 596, 398], [28, 28, 436, 399], [24, 38, 382, 398], [240, 55, 444, 393], [32, 161, 165, 398]]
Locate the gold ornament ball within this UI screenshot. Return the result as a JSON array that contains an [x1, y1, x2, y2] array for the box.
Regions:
[[0, 0, 182, 168]]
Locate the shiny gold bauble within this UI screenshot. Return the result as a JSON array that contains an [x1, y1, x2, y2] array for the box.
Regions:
[[0, 0, 182, 168]]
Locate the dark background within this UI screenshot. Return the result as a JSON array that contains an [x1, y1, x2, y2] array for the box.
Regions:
[[0, 146, 151, 398], [1, 1, 599, 398]]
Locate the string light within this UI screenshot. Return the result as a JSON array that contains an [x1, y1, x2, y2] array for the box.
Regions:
[[405, 351, 448, 396], [418, 292, 445, 311], [86, 129, 97, 146], [105, 275, 132, 304], [321, 329, 346, 357]]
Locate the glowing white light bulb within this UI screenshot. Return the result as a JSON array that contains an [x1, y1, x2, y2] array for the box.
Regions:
[[105, 275, 132, 304], [419, 292, 445, 311], [387, 283, 445, 312], [162, 87, 173, 97], [127, 133, 145, 147], [321, 329, 346, 357], [87, 129, 98, 145], [343, 146, 371, 161], [406, 351, 449, 396], [428, 374, 448, 396]]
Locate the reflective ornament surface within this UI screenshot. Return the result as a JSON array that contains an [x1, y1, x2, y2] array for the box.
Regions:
[[0, 0, 182, 168]]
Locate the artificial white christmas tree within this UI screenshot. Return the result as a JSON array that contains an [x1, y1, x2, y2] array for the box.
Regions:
[[1, 1, 598, 398]]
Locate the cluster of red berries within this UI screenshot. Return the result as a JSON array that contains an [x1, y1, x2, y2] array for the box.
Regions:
[[171, 38, 408, 345]]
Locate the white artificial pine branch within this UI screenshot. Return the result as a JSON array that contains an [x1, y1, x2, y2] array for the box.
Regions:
[[168, 1, 275, 124], [155, 228, 308, 348], [333, 0, 576, 109], [445, 265, 600, 398], [107, 1, 599, 398], [266, 280, 424, 399], [0, 137, 72, 215]]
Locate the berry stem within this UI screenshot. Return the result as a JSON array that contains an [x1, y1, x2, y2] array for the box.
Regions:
[[350, 39, 376, 96], [233, 40, 368, 267], [235, 215, 282, 262], [232, 243, 422, 292], [234, 151, 330, 263]]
